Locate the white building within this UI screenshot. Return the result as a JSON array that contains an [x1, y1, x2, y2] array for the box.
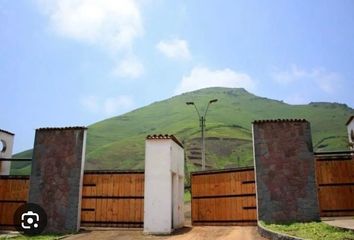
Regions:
[[0, 129, 14, 175], [144, 134, 185, 235], [346, 116, 354, 150]]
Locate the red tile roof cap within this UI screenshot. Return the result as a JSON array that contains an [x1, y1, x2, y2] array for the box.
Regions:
[[253, 119, 308, 124], [36, 126, 87, 131], [146, 134, 184, 148]]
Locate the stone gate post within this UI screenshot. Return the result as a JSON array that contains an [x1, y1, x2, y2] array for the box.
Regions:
[[29, 127, 87, 233], [252, 119, 320, 224]]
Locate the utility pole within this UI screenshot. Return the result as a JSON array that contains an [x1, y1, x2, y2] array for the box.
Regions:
[[186, 99, 218, 170]]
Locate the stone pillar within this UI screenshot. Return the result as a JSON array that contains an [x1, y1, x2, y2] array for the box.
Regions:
[[252, 119, 320, 224], [0, 129, 15, 175], [29, 127, 87, 233], [144, 134, 184, 234]]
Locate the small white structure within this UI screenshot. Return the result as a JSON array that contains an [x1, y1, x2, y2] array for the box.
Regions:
[[0, 129, 15, 175], [144, 134, 185, 234], [346, 116, 354, 150]]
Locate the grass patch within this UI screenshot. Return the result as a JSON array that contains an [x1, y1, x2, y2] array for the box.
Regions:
[[184, 191, 191, 202], [260, 221, 354, 240]]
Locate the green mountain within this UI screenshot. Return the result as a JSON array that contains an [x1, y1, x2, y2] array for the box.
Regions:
[[12, 87, 354, 174]]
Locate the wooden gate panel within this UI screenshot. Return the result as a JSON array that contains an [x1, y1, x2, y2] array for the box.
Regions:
[[81, 171, 144, 227], [316, 155, 354, 217], [0, 176, 29, 229], [191, 167, 256, 226]]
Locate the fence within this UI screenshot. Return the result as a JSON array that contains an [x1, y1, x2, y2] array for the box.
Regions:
[[191, 167, 257, 226], [0, 171, 144, 229], [1, 152, 353, 229], [315, 151, 354, 217]]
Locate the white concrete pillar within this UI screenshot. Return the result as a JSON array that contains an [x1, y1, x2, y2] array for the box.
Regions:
[[0, 129, 15, 175], [346, 116, 354, 150], [144, 134, 184, 235]]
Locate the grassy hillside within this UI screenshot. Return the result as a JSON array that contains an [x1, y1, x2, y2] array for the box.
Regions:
[[11, 87, 354, 174]]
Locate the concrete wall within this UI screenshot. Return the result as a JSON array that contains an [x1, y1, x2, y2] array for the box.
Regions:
[[29, 127, 87, 233], [252, 120, 320, 224], [347, 117, 354, 150], [170, 140, 185, 229], [144, 135, 184, 234], [0, 129, 14, 175]]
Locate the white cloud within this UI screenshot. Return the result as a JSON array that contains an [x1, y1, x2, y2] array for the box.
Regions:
[[80, 95, 134, 116], [272, 65, 341, 93], [156, 38, 191, 60], [175, 67, 256, 94], [37, 0, 145, 79], [37, 0, 143, 51], [113, 55, 144, 79]]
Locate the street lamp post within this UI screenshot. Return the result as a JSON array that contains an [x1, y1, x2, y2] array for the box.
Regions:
[[186, 99, 218, 170]]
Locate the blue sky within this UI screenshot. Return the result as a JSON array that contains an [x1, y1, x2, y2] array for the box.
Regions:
[[1, 0, 354, 153]]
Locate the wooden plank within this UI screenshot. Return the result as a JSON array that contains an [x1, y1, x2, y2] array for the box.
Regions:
[[140, 173, 144, 223], [139, 174, 144, 222], [91, 174, 97, 222], [118, 175, 124, 222], [82, 174, 96, 222], [107, 174, 114, 224], [230, 172, 237, 221], [191, 175, 196, 224], [219, 174, 228, 220], [129, 174, 135, 226], [101, 175, 108, 223], [95, 174, 102, 223], [192, 175, 200, 197], [210, 174, 217, 221], [122, 174, 129, 224], [112, 175, 119, 223], [225, 173, 232, 221], [133, 175, 139, 222], [133, 177, 138, 223], [235, 171, 240, 221]]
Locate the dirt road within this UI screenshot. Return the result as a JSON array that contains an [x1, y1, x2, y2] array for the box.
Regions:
[[65, 202, 266, 240], [65, 226, 266, 240]]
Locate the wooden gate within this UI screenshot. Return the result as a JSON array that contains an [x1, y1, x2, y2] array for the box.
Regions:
[[315, 152, 354, 217], [191, 167, 257, 226], [0, 176, 29, 229], [81, 171, 144, 227]]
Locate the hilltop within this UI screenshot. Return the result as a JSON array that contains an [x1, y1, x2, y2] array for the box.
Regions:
[[12, 87, 354, 174]]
